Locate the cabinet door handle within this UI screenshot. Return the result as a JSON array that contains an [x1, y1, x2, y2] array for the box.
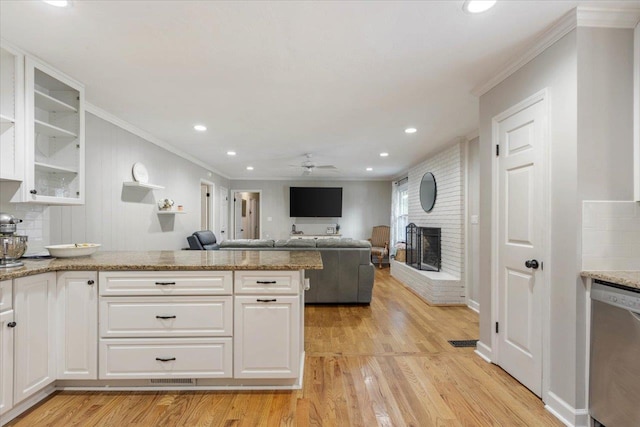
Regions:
[[155, 281, 176, 286], [155, 315, 177, 320], [155, 357, 176, 362], [256, 298, 277, 303], [256, 281, 277, 284], [7, 322, 16, 328], [87, 280, 95, 285]]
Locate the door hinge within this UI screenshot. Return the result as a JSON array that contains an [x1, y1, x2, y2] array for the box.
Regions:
[[496, 145, 500, 156], [495, 322, 499, 333]]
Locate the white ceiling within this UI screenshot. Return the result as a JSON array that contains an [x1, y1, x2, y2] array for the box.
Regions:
[[1, 0, 637, 180]]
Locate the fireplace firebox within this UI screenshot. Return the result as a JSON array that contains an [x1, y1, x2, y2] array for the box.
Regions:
[[405, 223, 441, 272]]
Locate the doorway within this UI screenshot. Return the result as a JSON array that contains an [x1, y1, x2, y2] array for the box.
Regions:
[[200, 180, 215, 231], [492, 90, 550, 399], [219, 186, 229, 242], [232, 190, 261, 239]]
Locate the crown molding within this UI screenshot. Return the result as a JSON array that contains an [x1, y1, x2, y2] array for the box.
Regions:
[[471, 9, 576, 97], [472, 7, 640, 98], [85, 102, 230, 180], [577, 7, 640, 29]]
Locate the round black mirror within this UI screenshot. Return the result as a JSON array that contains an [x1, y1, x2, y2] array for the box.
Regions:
[[420, 172, 437, 212]]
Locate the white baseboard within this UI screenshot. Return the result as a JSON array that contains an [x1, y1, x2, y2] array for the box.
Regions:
[[474, 340, 492, 363], [1, 384, 56, 426], [467, 299, 479, 313], [544, 391, 589, 427]]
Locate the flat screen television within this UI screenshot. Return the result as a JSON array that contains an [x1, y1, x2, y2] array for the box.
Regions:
[[289, 187, 343, 217]]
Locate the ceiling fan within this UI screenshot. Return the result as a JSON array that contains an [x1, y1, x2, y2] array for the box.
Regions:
[[290, 154, 338, 176]]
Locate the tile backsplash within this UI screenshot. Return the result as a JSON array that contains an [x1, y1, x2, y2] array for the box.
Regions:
[[582, 201, 640, 270], [0, 186, 50, 255]]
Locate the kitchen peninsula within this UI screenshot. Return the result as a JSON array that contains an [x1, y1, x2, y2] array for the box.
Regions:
[[0, 250, 322, 425]]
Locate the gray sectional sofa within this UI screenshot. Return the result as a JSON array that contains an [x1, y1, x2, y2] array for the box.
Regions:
[[219, 238, 375, 304]]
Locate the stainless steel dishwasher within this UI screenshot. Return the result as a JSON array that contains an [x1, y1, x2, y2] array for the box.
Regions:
[[590, 280, 640, 427]]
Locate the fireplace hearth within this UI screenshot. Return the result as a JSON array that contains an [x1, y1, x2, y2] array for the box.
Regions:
[[405, 223, 441, 272]]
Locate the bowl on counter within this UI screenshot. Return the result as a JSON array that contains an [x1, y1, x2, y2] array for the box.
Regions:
[[45, 243, 101, 258]]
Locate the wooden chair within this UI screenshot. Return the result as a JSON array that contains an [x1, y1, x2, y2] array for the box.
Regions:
[[369, 225, 390, 268]]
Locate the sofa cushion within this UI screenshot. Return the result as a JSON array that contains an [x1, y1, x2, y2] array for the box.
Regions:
[[316, 238, 371, 248], [275, 239, 317, 248], [219, 239, 275, 248]]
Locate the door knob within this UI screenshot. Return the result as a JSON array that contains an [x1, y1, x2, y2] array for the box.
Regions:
[[7, 322, 16, 328], [525, 259, 539, 269]]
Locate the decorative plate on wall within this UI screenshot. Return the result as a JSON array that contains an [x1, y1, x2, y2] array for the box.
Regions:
[[132, 162, 149, 183]]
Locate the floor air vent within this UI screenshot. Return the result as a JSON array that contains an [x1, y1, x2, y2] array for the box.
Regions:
[[448, 339, 478, 348], [149, 378, 195, 385]]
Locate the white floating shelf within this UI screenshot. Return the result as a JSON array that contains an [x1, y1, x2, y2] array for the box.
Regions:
[[0, 114, 15, 124], [123, 181, 165, 190], [35, 90, 78, 113], [158, 211, 186, 215], [35, 119, 77, 139], [34, 162, 78, 174]]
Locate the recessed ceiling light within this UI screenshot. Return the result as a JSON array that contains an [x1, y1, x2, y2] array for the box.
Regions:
[[366, 167, 373, 171], [227, 151, 236, 156], [193, 124, 207, 132], [43, 0, 70, 6], [380, 152, 389, 157], [462, 0, 497, 14], [405, 127, 417, 134], [246, 166, 254, 171]]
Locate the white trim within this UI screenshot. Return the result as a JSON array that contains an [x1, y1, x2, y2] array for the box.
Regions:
[[472, 10, 576, 97], [465, 129, 479, 142], [472, 7, 640, 97], [200, 179, 216, 231], [544, 391, 589, 427], [491, 89, 551, 402], [577, 7, 640, 29], [230, 189, 263, 240], [85, 102, 231, 180], [467, 299, 479, 313], [464, 138, 470, 311], [474, 341, 492, 363], [634, 21, 640, 201]]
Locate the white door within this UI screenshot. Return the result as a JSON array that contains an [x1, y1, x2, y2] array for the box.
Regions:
[[234, 295, 300, 379], [496, 96, 546, 397], [56, 271, 98, 380], [14, 273, 56, 403], [234, 193, 244, 239], [219, 187, 228, 242], [250, 198, 258, 239], [0, 309, 14, 416]]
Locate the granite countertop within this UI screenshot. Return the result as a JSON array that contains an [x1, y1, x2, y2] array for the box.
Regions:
[[0, 250, 323, 281], [581, 271, 640, 291]]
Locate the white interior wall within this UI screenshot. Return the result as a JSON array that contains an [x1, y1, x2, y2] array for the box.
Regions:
[[408, 141, 464, 278], [228, 179, 391, 240], [49, 112, 230, 250]]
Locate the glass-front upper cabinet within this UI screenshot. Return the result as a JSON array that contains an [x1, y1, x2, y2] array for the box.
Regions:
[[0, 43, 24, 182], [24, 57, 84, 204]]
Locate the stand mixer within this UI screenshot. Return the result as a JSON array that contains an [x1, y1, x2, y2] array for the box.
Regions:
[[0, 212, 28, 268]]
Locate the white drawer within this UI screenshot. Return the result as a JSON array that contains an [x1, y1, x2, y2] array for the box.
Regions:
[[234, 271, 300, 295], [0, 280, 12, 312], [99, 338, 232, 379], [100, 296, 232, 338], [99, 271, 232, 296]]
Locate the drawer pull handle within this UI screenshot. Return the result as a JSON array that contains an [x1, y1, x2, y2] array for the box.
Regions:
[[155, 282, 176, 286], [257, 298, 277, 302], [256, 281, 277, 284], [7, 322, 16, 328], [87, 280, 95, 285], [156, 315, 177, 320], [155, 357, 176, 362]]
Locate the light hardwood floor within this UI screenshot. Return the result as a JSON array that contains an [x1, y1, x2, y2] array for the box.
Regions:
[[7, 269, 561, 426]]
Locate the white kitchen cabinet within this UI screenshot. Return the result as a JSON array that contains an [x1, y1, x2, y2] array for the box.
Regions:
[[0, 42, 24, 182], [13, 273, 56, 403], [22, 56, 84, 204], [234, 270, 300, 295], [56, 271, 97, 380], [234, 295, 300, 379], [0, 290, 15, 416]]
